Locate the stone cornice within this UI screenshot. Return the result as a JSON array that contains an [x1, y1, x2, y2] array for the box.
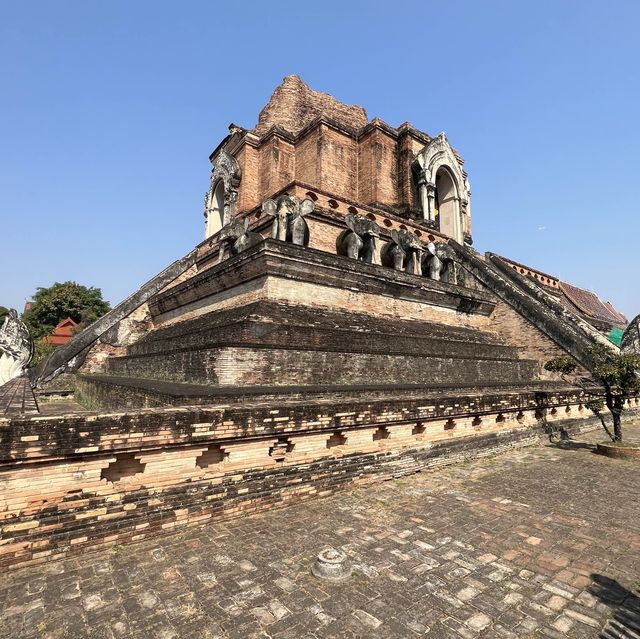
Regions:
[[150, 239, 495, 319], [211, 114, 452, 160]]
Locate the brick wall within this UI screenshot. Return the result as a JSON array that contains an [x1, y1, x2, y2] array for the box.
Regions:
[[295, 130, 322, 194], [320, 126, 359, 199], [258, 137, 295, 201], [488, 299, 589, 379], [105, 346, 537, 388], [236, 145, 260, 212], [254, 75, 368, 137], [230, 120, 433, 216], [357, 127, 398, 205], [3, 389, 626, 569]]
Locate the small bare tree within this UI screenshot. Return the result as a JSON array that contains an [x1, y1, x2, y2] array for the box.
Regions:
[[545, 344, 640, 442]]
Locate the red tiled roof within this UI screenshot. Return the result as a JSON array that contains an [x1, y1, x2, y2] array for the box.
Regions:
[[559, 282, 627, 329], [43, 317, 79, 345], [498, 253, 628, 331], [604, 302, 628, 325]]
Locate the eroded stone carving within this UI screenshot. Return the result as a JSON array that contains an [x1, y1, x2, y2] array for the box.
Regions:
[[311, 547, 352, 582], [0, 310, 33, 385], [385, 230, 423, 275], [423, 242, 443, 280], [412, 133, 470, 243], [384, 238, 405, 271], [262, 195, 313, 246], [204, 150, 242, 238], [621, 314, 640, 355], [423, 242, 455, 282], [217, 217, 262, 263], [337, 213, 382, 265]]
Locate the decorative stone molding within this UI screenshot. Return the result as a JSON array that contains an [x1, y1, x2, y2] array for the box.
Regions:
[[204, 150, 241, 238], [262, 195, 314, 246], [412, 133, 471, 243], [0, 310, 33, 385]]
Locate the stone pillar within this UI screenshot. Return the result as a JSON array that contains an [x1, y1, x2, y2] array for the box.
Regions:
[[418, 181, 429, 221], [426, 184, 436, 223]]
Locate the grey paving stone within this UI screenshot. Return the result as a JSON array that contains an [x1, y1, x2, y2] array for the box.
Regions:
[[1, 425, 640, 638]]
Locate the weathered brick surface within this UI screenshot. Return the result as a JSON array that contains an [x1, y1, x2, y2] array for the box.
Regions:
[[2, 386, 631, 569], [105, 346, 538, 388], [221, 76, 447, 216], [254, 75, 368, 137], [488, 299, 584, 380], [317, 125, 358, 199], [155, 240, 494, 327], [0, 379, 38, 415], [102, 299, 538, 388], [2, 422, 639, 638], [357, 125, 398, 206]]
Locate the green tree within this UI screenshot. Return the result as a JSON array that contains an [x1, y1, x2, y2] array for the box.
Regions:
[[31, 339, 57, 367], [22, 282, 111, 341], [545, 344, 640, 442], [0, 306, 9, 322]]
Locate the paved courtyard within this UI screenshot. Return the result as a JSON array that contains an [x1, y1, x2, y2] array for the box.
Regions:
[[1, 425, 639, 639]]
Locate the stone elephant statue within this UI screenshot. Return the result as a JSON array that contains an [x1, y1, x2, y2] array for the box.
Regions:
[[336, 213, 382, 265], [262, 195, 314, 247], [383, 229, 423, 275], [217, 216, 263, 263]]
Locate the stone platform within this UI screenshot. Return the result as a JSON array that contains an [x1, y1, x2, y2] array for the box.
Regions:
[[0, 378, 38, 415], [73, 241, 557, 413], [2, 423, 639, 639]]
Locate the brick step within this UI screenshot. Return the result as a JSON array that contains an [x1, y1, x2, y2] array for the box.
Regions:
[[130, 301, 508, 356], [127, 319, 520, 360], [77, 373, 575, 412], [104, 346, 540, 387]]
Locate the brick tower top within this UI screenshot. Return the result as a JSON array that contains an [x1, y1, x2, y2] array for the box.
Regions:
[[204, 77, 472, 245], [254, 75, 369, 136]]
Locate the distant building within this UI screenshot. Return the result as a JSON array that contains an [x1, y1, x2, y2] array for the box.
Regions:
[[43, 317, 78, 346], [496, 256, 627, 338]]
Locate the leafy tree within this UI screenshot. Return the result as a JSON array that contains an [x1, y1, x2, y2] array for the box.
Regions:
[[545, 344, 640, 442], [31, 339, 57, 367], [22, 282, 111, 341], [0, 306, 8, 322]]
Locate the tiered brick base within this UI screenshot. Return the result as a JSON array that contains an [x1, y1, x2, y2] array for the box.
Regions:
[[2, 387, 631, 570]]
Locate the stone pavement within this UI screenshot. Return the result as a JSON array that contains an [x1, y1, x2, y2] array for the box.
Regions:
[[0, 378, 38, 416], [1, 425, 639, 639]]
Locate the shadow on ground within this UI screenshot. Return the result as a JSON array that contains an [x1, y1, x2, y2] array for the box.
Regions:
[[591, 574, 640, 638], [546, 429, 598, 452]]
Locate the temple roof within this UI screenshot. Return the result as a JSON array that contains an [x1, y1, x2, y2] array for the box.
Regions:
[[559, 281, 627, 329], [496, 253, 627, 331]]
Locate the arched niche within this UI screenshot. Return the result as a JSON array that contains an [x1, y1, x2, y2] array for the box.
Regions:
[[203, 149, 241, 239], [205, 180, 225, 237], [435, 167, 460, 240], [412, 132, 470, 243]]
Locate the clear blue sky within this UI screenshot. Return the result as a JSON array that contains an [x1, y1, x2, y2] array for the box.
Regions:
[[1, 1, 639, 319]]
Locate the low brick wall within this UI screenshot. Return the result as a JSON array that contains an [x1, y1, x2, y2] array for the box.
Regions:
[[1, 394, 635, 570]]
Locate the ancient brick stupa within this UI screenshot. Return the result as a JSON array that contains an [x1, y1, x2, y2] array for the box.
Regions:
[[1, 76, 634, 569]]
